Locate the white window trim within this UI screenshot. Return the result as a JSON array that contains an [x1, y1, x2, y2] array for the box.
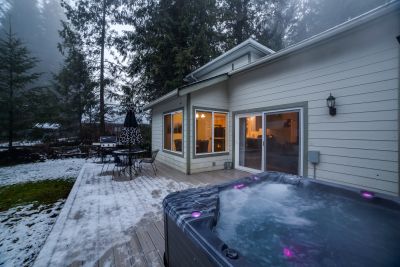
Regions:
[[163, 110, 183, 155], [194, 109, 229, 155]]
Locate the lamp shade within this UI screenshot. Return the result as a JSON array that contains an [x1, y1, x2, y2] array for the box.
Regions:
[[123, 109, 138, 128], [326, 93, 335, 108]]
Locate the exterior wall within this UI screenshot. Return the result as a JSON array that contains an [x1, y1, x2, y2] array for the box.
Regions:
[[190, 82, 231, 173], [152, 95, 188, 173], [228, 13, 399, 195]]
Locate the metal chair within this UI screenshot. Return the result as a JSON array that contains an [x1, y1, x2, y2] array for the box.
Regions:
[[112, 154, 129, 178], [139, 150, 159, 175]]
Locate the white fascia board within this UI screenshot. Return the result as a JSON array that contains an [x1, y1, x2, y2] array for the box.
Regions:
[[184, 38, 274, 81], [179, 74, 229, 96], [142, 89, 179, 110]]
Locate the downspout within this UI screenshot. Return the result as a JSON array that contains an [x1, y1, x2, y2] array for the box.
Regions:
[[397, 35, 400, 196], [186, 93, 191, 174]]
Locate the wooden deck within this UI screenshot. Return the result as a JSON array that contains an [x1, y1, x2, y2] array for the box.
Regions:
[[94, 164, 249, 267], [34, 161, 249, 267]]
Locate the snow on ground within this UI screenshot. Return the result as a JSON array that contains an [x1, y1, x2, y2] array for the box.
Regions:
[[0, 140, 42, 147], [0, 201, 65, 267], [0, 158, 86, 186], [34, 163, 197, 267]]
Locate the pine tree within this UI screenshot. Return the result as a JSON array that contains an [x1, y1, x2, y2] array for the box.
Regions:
[[60, 0, 131, 134], [118, 0, 222, 103], [0, 23, 41, 150], [54, 21, 96, 138]]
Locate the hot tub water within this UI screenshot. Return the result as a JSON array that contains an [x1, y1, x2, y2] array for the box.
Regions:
[[214, 182, 400, 267]]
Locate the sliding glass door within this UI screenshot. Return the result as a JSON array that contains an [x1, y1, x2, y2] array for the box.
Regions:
[[238, 115, 263, 170], [265, 111, 300, 175], [235, 109, 302, 175]]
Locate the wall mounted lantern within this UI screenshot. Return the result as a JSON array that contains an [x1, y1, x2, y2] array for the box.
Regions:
[[326, 93, 336, 116]]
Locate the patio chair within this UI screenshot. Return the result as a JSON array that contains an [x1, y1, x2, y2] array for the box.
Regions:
[[139, 149, 159, 175], [112, 155, 129, 178]]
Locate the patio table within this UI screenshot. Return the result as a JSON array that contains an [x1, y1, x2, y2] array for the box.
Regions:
[[112, 149, 147, 178]]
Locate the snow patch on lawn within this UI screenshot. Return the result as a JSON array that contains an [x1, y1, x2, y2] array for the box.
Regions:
[[0, 201, 65, 267], [34, 163, 198, 267], [0, 158, 86, 186]]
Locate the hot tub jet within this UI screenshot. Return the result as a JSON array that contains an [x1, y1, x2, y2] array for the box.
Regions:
[[283, 247, 294, 258], [360, 191, 375, 200], [233, 183, 246, 189], [191, 211, 202, 218]]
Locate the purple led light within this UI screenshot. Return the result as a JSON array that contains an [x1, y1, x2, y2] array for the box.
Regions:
[[233, 183, 246, 189], [191, 211, 201, 218], [361, 191, 375, 200], [283, 247, 294, 258]]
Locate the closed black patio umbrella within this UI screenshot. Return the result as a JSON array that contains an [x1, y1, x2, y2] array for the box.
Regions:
[[119, 106, 142, 177]]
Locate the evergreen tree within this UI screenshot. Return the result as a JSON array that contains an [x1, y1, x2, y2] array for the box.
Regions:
[[219, 0, 256, 49], [0, 24, 41, 150], [54, 21, 96, 137], [0, 0, 64, 85], [60, 0, 130, 134], [118, 0, 222, 103]]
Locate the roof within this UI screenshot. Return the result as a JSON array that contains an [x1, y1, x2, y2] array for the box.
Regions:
[[184, 38, 274, 82], [229, 0, 400, 76], [143, 0, 400, 111], [143, 75, 228, 110]]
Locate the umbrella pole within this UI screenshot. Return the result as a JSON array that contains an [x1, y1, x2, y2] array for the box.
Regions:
[[128, 141, 132, 179]]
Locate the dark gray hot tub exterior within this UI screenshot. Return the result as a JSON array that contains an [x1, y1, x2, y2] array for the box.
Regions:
[[162, 172, 400, 267]]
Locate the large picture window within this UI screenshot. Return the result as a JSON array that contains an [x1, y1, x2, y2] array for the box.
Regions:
[[163, 110, 183, 153], [195, 110, 227, 154]]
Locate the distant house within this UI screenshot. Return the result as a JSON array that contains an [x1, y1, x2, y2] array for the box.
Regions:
[[144, 2, 400, 196]]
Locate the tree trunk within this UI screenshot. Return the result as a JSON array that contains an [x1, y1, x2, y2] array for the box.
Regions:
[[8, 28, 14, 151], [99, 0, 106, 135], [8, 74, 13, 151]]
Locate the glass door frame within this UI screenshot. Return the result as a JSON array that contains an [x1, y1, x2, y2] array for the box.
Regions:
[[234, 107, 304, 176], [234, 112, 265, 173]]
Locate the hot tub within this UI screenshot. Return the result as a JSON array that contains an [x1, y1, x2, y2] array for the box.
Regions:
[[162, 172, 400, 267]]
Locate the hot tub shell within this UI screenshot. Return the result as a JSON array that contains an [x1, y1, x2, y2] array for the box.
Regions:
[[162, 172, 400, 267]]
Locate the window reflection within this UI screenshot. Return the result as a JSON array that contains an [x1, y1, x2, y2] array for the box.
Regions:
[[164, 114, 171, 150], [196, 110, 228, 154], [265, 112, 299, 174], [196, 111, 212, 153], [239, 116, 262, 170], [164, 111, 183, 153], [214, 113, 226, 152], [172, 112, 183, 152]]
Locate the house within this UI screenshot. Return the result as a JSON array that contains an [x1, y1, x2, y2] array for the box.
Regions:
[[144, 1, 400, 196]]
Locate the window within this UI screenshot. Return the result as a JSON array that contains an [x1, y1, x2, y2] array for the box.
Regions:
[[163, 110, 183, 153], [195, 110, 227, 154]]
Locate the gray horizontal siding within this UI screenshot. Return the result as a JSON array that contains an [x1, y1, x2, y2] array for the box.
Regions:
[[190, 83, 232, 173], [229, 12, 399, 195], [152, 96, 187, 173]]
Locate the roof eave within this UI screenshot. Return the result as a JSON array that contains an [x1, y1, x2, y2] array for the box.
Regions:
[[142, 89, 179, 110], [185, 38, 274, 81]]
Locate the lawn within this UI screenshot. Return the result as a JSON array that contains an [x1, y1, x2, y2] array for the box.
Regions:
[[0, 179, 75, 211]]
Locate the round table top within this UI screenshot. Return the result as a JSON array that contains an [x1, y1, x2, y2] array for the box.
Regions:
[[113, 149, 147, 155]]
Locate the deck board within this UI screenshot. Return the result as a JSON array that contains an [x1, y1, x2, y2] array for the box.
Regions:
[[34, 161, 249, 267]]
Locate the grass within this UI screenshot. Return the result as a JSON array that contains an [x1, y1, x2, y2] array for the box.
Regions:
[[0, 179, 75, 211]]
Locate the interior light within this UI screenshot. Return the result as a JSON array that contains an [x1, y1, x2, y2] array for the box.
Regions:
[[196, 113, 199, 118], [201, 114, 205, 118]]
